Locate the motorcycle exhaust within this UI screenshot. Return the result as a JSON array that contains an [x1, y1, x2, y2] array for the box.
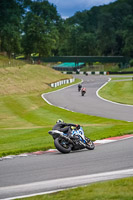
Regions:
[[48, 130, 74, 144]]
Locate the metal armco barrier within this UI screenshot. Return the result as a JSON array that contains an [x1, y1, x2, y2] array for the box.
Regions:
[[51, 78, 75, 87]]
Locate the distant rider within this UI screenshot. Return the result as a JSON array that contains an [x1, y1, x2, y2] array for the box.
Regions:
[[78, 84, 82, 92], [52, 119, 80, 138], [81, 87, 86, 93]]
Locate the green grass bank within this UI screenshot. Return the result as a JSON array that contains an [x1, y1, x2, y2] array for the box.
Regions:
[[99, 78, 133, 105]]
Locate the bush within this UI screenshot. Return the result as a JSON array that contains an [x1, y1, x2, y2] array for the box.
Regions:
[[129, 59, 133, 67], [93, 62, 102, 65]]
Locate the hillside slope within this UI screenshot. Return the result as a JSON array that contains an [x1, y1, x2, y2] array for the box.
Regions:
[[0, 64, 72, 95]]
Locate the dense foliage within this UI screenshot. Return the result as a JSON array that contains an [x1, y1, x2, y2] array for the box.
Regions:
[[0, 0, 133, 58], [61, 0, 133, 57]]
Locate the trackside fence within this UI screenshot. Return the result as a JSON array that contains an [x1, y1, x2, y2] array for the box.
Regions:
[[63, 71, 107, 75], [50, 78, 75, 87]]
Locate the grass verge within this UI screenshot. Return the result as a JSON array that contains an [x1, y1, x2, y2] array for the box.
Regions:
[[20, 177, 133, 200], [98, 79, 133, 105]]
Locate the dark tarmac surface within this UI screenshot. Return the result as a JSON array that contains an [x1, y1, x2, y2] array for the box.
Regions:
[[43, 75, 133, 122]]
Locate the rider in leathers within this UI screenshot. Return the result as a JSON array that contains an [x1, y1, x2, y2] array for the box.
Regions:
[[52, 119, 80, 137]]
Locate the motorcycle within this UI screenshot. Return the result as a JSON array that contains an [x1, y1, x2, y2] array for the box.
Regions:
[[48, 126, 95, 153], [81, 88, 86, 96], [78, 84, 82, 92]]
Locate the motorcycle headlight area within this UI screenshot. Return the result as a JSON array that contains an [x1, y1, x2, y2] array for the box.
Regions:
[[72, 130, 84, 136], [73, 129, 85, 141]]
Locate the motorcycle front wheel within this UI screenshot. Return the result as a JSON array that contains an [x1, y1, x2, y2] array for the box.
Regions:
[[54, 137, 72, 153], [86, 139, 95, 150]]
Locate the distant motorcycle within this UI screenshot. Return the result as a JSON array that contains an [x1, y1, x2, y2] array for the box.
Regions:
[[48, 126, 95, 154], [81, 87, 86, 96], [78, 84, 82, 92]]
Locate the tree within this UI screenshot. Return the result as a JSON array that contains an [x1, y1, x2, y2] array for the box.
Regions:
[[122, 15, 133, 57], [0, 0, 23, 57], [22, 0, 61, 58], [77, 33, 97, 56], [60, 0, 133, 57]]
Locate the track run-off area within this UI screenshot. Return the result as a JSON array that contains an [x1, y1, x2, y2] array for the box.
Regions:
[[0, 75, 133, 199]]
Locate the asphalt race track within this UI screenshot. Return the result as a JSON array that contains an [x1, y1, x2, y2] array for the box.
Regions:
[[0, 138, 133, 199], [43, 75, 133, 122], [0, 75, 133, 199]]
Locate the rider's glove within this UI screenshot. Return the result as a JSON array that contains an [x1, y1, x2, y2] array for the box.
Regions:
[[76, 124, 80, 129]]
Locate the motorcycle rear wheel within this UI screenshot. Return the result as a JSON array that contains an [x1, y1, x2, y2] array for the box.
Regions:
[[86, 140, 95, 150], [54, 138, 72, 153], [81, 91, 85, 96]]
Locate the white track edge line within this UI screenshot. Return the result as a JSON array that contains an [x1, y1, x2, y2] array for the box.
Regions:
[[2, 168, 133, 200], [41, 79, 83, 108], [96, 78, 133, 107]]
